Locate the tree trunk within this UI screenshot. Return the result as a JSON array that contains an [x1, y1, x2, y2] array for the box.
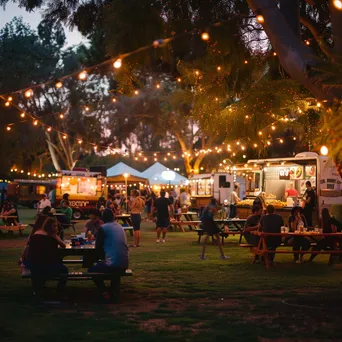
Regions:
[[193, 154, 205, 173], [247, 0, 342, 103], [280, 0, 300, 37]]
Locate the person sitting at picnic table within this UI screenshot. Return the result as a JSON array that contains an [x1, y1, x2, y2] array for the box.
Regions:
[[60, 200, 73, 224], [84, 209, 103, 238], [288, 207, 311, 263], [243, 205, 263, 245], [97, 196, 106, 209], [88, 208, 129, 303], [1, 200, 19, 225], [258, 205, 284, 265], [308, 208, 342, 263], [253, 192, 267, 211], [37, 193, 51, 214], [106, 193, 113, 208], [27, 217, 67, 302], [59, 193, 69, 208], [199, 199, 229, 261]]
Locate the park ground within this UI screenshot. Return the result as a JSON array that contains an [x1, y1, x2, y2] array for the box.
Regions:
[[1, 209, 342, 342]]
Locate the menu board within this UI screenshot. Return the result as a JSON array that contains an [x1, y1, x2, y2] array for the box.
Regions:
[[279, 166, 304, 180], [305, 165, 316, 178], [61, 176, 97, 196]]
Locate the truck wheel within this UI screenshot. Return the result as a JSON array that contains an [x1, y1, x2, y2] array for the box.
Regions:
[[72, 210, 82, 220]]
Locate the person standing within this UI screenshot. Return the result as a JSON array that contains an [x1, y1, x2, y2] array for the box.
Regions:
[[48, 187, 56, 208], [129, 190, 145, 247], [88, 209, 129, 303], [303, 181, 316, 227], [284, 183, 298, 200], [37, 194, 51, 214], [199, 199, 229, 260], [259, 205, 284, 264], [153, 190, 174, 243], [229, 185, 241, 218]]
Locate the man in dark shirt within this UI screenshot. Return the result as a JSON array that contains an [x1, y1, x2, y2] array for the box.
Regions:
[[303, 181, 316, 227], [153, 191, 174, 243], [259, 205, 284, 263]]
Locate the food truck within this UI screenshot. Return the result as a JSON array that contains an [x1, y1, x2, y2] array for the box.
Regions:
[[56, 169, 107, 219], [7, 179, 56, 208], [235, 152, 342, 222], [189, 173, 235, 208]]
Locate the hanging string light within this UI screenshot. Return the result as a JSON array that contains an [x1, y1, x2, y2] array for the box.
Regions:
[[333, 0, 342, 10], [201, 32, 210, 41], [113, 58, 122, 69], [25, 89, 33, 98], [55, 81, 63, 89], [256, 14, 265, 24], [78, 71, 87, 80]]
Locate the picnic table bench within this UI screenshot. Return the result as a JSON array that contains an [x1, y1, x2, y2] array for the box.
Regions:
[[194, 227, 242, 245], [21, 242, 133, 301], [0, 224, 27, 236], [248, 231, 342, 269]]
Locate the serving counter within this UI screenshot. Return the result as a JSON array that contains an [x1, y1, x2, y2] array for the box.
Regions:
[[236, 205, 293, 223]]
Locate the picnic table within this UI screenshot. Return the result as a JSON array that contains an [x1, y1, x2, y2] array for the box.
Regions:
[[250, 231, 342, 269], [172, 211, 198, 231], [115, 214, 132, 226]]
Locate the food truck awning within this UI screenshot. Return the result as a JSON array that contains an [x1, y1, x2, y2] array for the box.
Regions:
[[248, 152, 319, 165], [106, 174, 148, 183]]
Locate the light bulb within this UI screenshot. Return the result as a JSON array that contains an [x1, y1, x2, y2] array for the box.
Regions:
[[5, 101, 10, 106], [6, 126, 11, 131], [320, 145, 328, 156], [8, 96, 13, 102], [78, 71, 87, 80], [334, 0, 342, 9], [20, 113, 25, 118], [33, 120, 38, 126], [25, 89, 33, 98], [55, 81, 63, 88], [113, 58, 122, 69], [63, 135, 67, 139], [112, 98, 117, 102], [47, 127, 52, 132], [217, 66, 221, 71], [317, 102, 321, 107], [258, 131, 262, 135], [201, 32, 209, 41], [256, 14, 264, 23], [280, 139, 284, 143], [59, 114, 64, 119], [244, 60, 248, 64], [177, 78, 181, 82], [134, 90, 139, 95]]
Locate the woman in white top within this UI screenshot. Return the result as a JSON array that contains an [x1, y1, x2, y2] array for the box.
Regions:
[[229, 185, 241, 218]]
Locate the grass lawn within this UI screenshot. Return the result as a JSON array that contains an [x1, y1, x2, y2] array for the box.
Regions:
[[1, 209, 342, 341]]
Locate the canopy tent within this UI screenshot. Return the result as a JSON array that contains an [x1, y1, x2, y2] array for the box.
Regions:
[[106, 162, 148, 183], [107, 162, 143, 178], [141, 162, 188, 185]]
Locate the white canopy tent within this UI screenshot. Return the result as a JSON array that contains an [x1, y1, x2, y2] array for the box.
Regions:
[[107, 162, 143, 178], [141, 162, 188, 185]]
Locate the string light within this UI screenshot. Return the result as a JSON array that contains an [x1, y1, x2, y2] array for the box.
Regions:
[[25, 89, 33, 98], [156, 84, 160, 89], [217, 66, 221, 71], [5, 101, 10, 106], [273, 52, 277, 56], [271, 125, 276, 130], [317, 102, 321, 107], [195, 70, 200, 76], [279, 139, 284, 144], [78, 71, 87, 80], [244, 60, 248, 64], [201, 32, 210, 41], [59, 114, 64, 119], [47, 127, 52, 132], [33, 120, 38, 126], [6, 126, 11, 131], [305, 40, 310, 45], [112, 98, 117, 103], [334, 0, 342, 9], [113, 58, 122, 69], [63, 135, 67, 139], [293, 137, 297, 141], [55, 81, 63, 89], [320, 145, 329, 156], [258, 131, 262, 135], [177, 78, 181, 82], [267, 141, 271, 146], [8, 96, 13, 102], [20, 112, 25, 118], [78, 140, 82, 144], [85, 106, 90, 112], [134, 90, 139, 95]]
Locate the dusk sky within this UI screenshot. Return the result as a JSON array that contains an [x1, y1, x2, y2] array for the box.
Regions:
[[0, 2, 85, 47]]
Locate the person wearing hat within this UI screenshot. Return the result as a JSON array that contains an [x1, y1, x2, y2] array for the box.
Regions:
[[199, 199, 229, 260], [37, 194, 51, 214]]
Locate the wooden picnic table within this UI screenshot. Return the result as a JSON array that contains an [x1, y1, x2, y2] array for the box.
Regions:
[[214, 218, 246, 243], [250, 231, 342, 269], [173, 211, 198, 230], [115, 214, 132, 226]]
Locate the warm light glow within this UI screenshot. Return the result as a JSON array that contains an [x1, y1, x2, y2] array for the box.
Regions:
[[78, 140, 82, 144], [25, 89, 33, 98], [271, 125, 276, 130], [267, 141, 271, 146], [144, 157, 147, 161], [217, 66, 221, 71], [279, 139, 284, 143], [156, 84, 160, 89], [20, 112, 25, 118], [55, 81, 63, 88], [201, 32, 209, 41], [258, 131, 262, 135], [305, 40, 310, 45], [317, 102, 321, 107], [63, 135, 67, 139], [256, 14, 264, 23], [78, 71, 87, 80], [8, 96, 13, 102], [334, 0, 342, 9], [112, 98, 117, 102], [253, 143, 258, 148], [177, 78, 181, 83], [273, 52, 277, 56], [134, 90, 139, 95], [47, 127, 52, 132], [59, 114, 64, 119], [5, 101, 10, 107], [113, 58, 122, 69], [195, 70, 200, 76], [293, 137, 297, 141], [6, 126, 11, 131], [244, 60, 248, 64], [85, 106, 90, 112], [123, 173, 129, 179], [320, 145, 329, 156], [245, 115, 249, 119], [33, 120, 38, 126]]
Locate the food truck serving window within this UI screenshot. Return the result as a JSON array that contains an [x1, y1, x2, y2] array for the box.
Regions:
[[61, 176, 97, 196], [191, 179, 212, 196]]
